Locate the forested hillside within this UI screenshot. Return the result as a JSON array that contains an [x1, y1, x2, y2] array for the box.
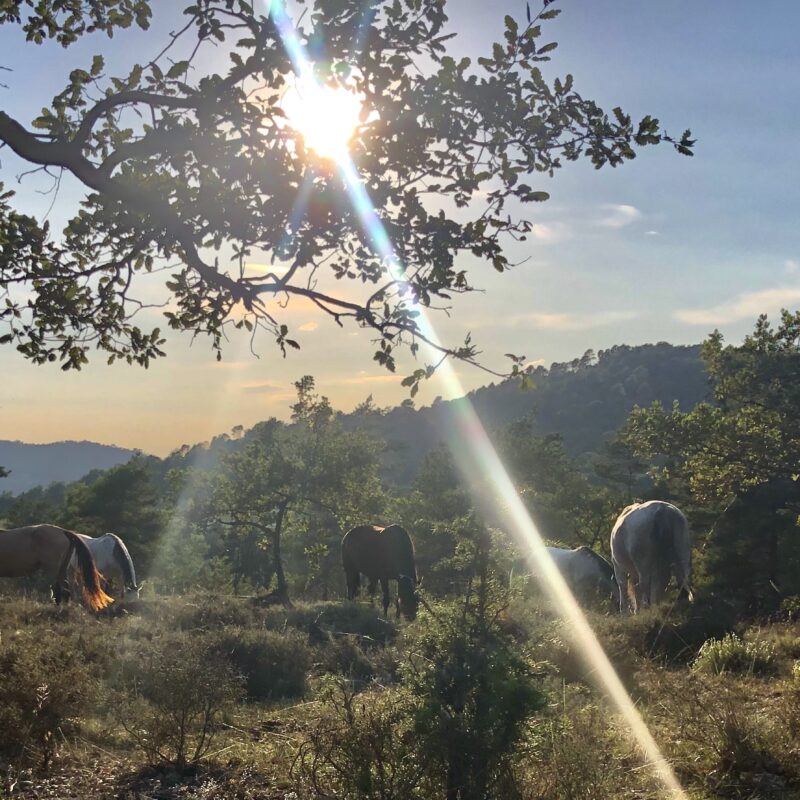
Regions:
[[342, 342, 708, 483], [0, 440, 137, 495]]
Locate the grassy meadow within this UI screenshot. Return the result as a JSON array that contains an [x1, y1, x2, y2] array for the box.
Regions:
[[1, 590, 799, 800]]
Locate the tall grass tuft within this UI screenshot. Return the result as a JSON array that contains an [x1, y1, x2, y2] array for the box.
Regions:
[[693, 633, 776, 676]]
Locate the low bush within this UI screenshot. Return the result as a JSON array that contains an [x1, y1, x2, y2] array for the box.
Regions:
[[644, 669, 790, 796], [520, 701, 649, 799], [292, 681, 432, 799], [211, 628, 310, 701], [114, 635, 243, 769], [780, 595, 800, 622], [693, 633, 776, 676], [0, 631, 98, 767], [165, 595, 263, 631], [262, 601, 397, 645]]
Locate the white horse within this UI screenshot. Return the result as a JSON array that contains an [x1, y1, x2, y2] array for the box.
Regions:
[[536, 546, 620, 605], [70, 533, 140, 602], [610, 501, 693, 615]]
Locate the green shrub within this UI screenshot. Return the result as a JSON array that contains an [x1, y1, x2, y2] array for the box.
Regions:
[[114, 635, 243, 768], [0, 632, 98, 767], [211, 628, 310, 700], [316, 635, 379, 684], [781, 595, 800, 622], [292, 681, 432, 800], [167, 594, 263, 631], [693, 633, 776, 676]]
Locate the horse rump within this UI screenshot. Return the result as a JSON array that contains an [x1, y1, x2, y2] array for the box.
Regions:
[[60, 529, 114, 611]]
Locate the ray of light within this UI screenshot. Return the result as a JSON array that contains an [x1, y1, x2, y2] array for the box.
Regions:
[[262, 4, 686, 796]]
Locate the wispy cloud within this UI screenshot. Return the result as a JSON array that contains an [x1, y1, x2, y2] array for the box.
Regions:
[[239, 382, 294, 396], [784, 259, 799, 275], [530, 222, 571, 244], [333, 373, 402, 386], [675, 286, 800, 326], [596, 204, 642, 229], [505, 310, 641, 331], [645, 230, 660, 236], [212, 360, 251, 370], [298, 321, 319, 332]]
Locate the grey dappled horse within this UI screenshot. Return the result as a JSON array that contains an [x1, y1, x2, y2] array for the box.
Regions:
[[610, 501, 693, 614]]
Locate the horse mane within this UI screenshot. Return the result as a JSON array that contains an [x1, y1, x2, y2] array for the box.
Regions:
[[106, 533, 137, 589], [575, 545, 614, 576]]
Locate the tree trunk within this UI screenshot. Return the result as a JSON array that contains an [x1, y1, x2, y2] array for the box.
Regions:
[[272, 500, 292, 607], [766, 525, 780, 601]]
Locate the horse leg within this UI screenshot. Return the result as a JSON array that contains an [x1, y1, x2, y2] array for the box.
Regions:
[[380, 578, 391, 618], [635, 566, 650, 613], [612, 558, 631, 615], [367, 578, 378, 605], [345, 569, 360, 600]]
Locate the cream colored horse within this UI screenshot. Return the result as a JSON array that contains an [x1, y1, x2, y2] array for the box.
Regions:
[[0, 524, 114, 610], [610, 501, 694, 614]]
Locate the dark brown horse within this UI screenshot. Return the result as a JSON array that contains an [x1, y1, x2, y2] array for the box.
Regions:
[[341, 524, 419, 620], [0, 524, 114, 611]]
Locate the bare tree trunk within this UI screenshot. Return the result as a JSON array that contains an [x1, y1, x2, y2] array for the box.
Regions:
[[272, 500, 292, 607]]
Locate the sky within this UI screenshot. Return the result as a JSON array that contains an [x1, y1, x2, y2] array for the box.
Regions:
[[1, 1, 799, 455]]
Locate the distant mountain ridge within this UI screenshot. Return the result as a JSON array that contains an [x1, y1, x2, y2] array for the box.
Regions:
[[162, 342, 710, 486], [1, 343, 712, 494], [0, 440, 137, 495]]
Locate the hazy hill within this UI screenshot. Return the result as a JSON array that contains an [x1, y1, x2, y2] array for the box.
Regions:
[[341, 342, 709, 483], [0, 440, 137, 495], [2, 343, 710, 494]]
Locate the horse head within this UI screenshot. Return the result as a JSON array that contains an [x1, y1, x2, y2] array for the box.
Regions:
[[397, 574, 419, 621], [123, 579, 143, 603]]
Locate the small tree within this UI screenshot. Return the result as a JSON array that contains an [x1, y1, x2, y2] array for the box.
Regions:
[[192, 377, 384, 603], [403, 521, 544, 800]]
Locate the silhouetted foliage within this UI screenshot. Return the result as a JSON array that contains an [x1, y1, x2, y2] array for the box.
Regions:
[[0, 2, 691, 383]]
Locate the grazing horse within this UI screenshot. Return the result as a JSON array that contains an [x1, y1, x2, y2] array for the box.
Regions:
[[610, 501, 694, 614], [0, 524, 114, 610], [543, 546, 620, 605], [70, 533, 141, 602], [341, 524, 419, 620]]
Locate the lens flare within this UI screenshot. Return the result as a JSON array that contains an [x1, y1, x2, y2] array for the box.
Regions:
[[264, 3, 686, 796], [282, 76, 363, 160]]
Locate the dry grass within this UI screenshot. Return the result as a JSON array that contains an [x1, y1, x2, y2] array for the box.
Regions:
[[1, 594, 800, 799]]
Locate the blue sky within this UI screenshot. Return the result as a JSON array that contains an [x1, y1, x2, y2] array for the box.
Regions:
[[1, 1, 799, 454]]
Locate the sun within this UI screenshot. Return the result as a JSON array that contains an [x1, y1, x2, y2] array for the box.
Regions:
[[281, 75, 363, 161]]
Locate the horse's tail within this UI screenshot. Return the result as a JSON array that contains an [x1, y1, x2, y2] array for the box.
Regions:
[[653, 505, 693, 602], [59, 529, 114, 611]]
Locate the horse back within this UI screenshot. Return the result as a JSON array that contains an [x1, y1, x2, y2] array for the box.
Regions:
[[0, 524, 73, 577], [341, 524, 415, 581]]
